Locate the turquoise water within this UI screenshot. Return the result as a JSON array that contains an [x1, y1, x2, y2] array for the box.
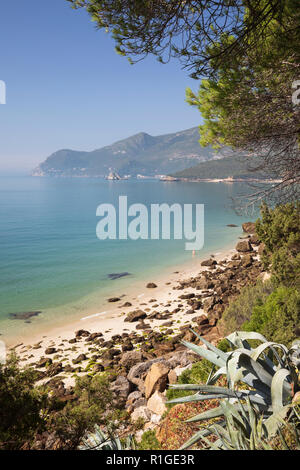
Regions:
[[0, 177, 256, 341]]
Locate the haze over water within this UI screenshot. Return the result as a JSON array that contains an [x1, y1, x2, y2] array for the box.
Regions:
[[0, 176, 256, 341]]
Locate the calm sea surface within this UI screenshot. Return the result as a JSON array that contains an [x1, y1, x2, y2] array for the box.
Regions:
[[0, 177, 256, 340]]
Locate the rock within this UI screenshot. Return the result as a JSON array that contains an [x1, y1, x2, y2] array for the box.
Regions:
[[72, 354, 87, 364], [194, 315, 209, 326], [242, 222, 256, 233], [122, 302, 132, 307], [122, 341, 134, 352], [124, 309, 147, 323], [241, 254, 253, 267], [9, 311, 41, 320], [131, 406, 152, 423], [168, 370, 177, 385], [179, 293, 195, 300], [250, 234, 260, 245], [227, 224, 238, 227], [45, 347, 56, 355], [75, 329, 90, 338], [92, 364, 104, 373], [236, 239, 253, 252], [120, 350, 144, 369], [197, 278, 214, 290], [86, 332, 103, 342], [126, 391, 143, 406], [144, 363, 170, 399], [203, 296, 217, 313], [146, 283, 157, 289], [201, 259, 217, 267], [111, 376, 132, 401], [36, 357, 52, 368], [258, 242, 266, 256], [147, 391, 167, 416], [47, 362, 63, 377], [107, 297, 121, 303], [108, 272, 131, 280]]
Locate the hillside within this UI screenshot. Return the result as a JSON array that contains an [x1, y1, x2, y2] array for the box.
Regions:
[[172, 154, 276, 180], [32, 127, 221, 178]]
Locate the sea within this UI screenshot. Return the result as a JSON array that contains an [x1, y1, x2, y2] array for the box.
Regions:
[[0, 176, 257, 342]]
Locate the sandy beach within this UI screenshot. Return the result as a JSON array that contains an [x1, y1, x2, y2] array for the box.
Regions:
[[7, 244, 243, 385]]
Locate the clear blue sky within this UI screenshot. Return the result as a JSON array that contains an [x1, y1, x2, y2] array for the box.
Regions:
[[0, 0, 202, 173]]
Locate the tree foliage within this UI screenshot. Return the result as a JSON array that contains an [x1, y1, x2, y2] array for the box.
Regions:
[[243, 286, 300, 346], [67, 1, 294, 79], [256, 202, 300, 287], [0, 355, 47, 450]]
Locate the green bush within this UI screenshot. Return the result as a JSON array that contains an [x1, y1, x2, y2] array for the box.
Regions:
[[166, 360, 212, 408], [0, 354, 47, 450], [49, 373, 114, 449], [137, 430, 161, 450], [243, 286, 300, 346], [218, 280, 274, 336], [256, 202, 300, 287]]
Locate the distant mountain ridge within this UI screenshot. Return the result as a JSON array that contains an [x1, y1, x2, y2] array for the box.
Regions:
[[172, 154, 277, 180], [32, 127, 223, 178]]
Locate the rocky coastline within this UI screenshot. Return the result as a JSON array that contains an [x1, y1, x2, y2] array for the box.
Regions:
[[10, 222, 267, 449]]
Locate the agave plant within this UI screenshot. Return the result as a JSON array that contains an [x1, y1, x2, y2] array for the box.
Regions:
[[167, 330, 300, 449], [79, 425, 135, 450], [199, 398, 300, 450]]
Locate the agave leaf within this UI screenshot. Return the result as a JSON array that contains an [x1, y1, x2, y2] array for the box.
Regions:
[[167, 392, 236, 404], [226, 331, 268, 349], [179, 426, 216, 450], [181, 340, 225, 368], [271, 369, 292, 413], [185, 405, 226, 423], [190, 329, 229, 363], [264, 404, 290, 437], [207, 366, 227, 385], [251, 341, 288, 369], [237, 352, 274, 389]]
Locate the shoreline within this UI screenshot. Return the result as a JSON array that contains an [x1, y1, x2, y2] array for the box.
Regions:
[[7, 241, 248, 384], [4, 240, 239, 349]]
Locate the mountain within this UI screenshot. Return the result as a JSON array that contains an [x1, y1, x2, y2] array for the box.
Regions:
[[172, 154, 277, 180], [32, 127, 222, 177]]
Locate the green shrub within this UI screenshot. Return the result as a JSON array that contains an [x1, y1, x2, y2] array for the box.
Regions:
[[138, 430, 161, 450], [256, 202, 300, 287], [243, 286, 300, 346], [166, 360, 212, 408], [218, 280, 274, 336], [49, 373, 114, 449], [0, 354, 47, 450]]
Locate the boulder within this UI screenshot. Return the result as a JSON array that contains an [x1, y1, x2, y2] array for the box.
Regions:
[[47, 362, 63, 377], [201, 259, 217, 267], [120, 350, 144, 369], [131, 406, 152, 423], [111, 376, 132, 401], [242, 222, 256, 233], [146, 283, 157, 289], [107, 297, 121, 303], [241, 254, 253, 267], [124, 310, 147, 323], [144, 363, 170, 399], [75, 329, 90, 338], [72, 354, 87, 365], [147, 391, 167, 416], [45, 347, 56, 355], [235, 239, 253, 252]]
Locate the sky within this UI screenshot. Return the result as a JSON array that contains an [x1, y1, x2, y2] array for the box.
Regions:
[[0, 1, 202, 173]]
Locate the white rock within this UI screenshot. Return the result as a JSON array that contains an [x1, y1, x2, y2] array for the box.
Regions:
[[131, 406, 152, 423], [147, 391, 167, 416]]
